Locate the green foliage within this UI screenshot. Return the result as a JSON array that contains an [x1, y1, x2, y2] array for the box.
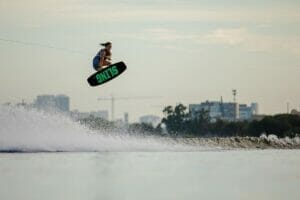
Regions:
[[162, 104, 189, 135], [256, 114, 300, 137], [186, 109, 210, 136], [161, 104, 300, 138]]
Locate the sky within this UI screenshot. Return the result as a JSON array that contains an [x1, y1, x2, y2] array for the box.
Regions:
[[0, 0, 299, 122]]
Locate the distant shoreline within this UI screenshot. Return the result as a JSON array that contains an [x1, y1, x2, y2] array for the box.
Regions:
[[1, 135, 299, 153], [170, 135, 300, 149]]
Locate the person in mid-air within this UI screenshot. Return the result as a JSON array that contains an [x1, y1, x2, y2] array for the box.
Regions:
[[93, 42, 112, 71]]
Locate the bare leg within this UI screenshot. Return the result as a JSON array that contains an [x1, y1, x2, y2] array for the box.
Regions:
[[97, 61, 111, 71], [97, 60, 111, 71], [104, 60, 111, 66], [96, 65, 103, 71]]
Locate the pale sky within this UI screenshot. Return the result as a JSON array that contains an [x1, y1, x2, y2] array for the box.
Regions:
[[0, 0, 300, 122]]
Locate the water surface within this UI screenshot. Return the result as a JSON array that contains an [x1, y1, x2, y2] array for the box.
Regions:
[[0, 150, 299, 200]]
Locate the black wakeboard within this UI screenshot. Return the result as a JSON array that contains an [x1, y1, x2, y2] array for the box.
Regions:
[[87, 61, 127, 87]]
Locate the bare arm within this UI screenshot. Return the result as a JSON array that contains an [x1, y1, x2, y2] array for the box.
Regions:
[[99, 50, 106, 66]]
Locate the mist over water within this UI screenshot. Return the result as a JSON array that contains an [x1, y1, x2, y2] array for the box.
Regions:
[[1, 106, 299, 152], [0, 106, 207, 152]]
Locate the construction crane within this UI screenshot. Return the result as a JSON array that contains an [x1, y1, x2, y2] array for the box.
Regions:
[[97, 95, 161, 121]]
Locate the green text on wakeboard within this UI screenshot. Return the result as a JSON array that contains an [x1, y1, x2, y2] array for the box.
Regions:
[[95, 66, 119, 83], [87, 61, 127, 87]]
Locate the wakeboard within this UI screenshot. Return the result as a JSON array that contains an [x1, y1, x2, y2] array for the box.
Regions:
[[87, 61, 127, 87]]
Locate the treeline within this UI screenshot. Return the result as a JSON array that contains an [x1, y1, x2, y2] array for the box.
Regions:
[[161, 104, 300, 138], [79, 104, 300, 138]]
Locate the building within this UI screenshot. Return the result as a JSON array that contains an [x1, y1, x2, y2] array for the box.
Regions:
[[239, 104, 252, 120], [251, 103, 259, 115], [189, 100, 257, 122], [223, 102, 239, 121], [291, 109, 300, 116], [189, 101, 238, 122], [139, 115, 161, 127], [34, 95, 56, 111], [70, 110, 109, 120], [55, 95, 70, 112], [189, 101, 223, 120], [34, 94, 70, 112], [239, 103, 259, 120]]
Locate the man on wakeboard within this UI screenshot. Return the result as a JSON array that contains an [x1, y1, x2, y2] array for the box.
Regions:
[[93, 42, 112, 71]]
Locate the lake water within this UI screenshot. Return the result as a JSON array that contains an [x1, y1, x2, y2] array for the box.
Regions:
[[1, 150, 299, 200]]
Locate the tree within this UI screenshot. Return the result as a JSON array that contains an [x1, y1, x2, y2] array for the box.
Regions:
[[187, 109, 211, 136], [162, 104, 189, 135]]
